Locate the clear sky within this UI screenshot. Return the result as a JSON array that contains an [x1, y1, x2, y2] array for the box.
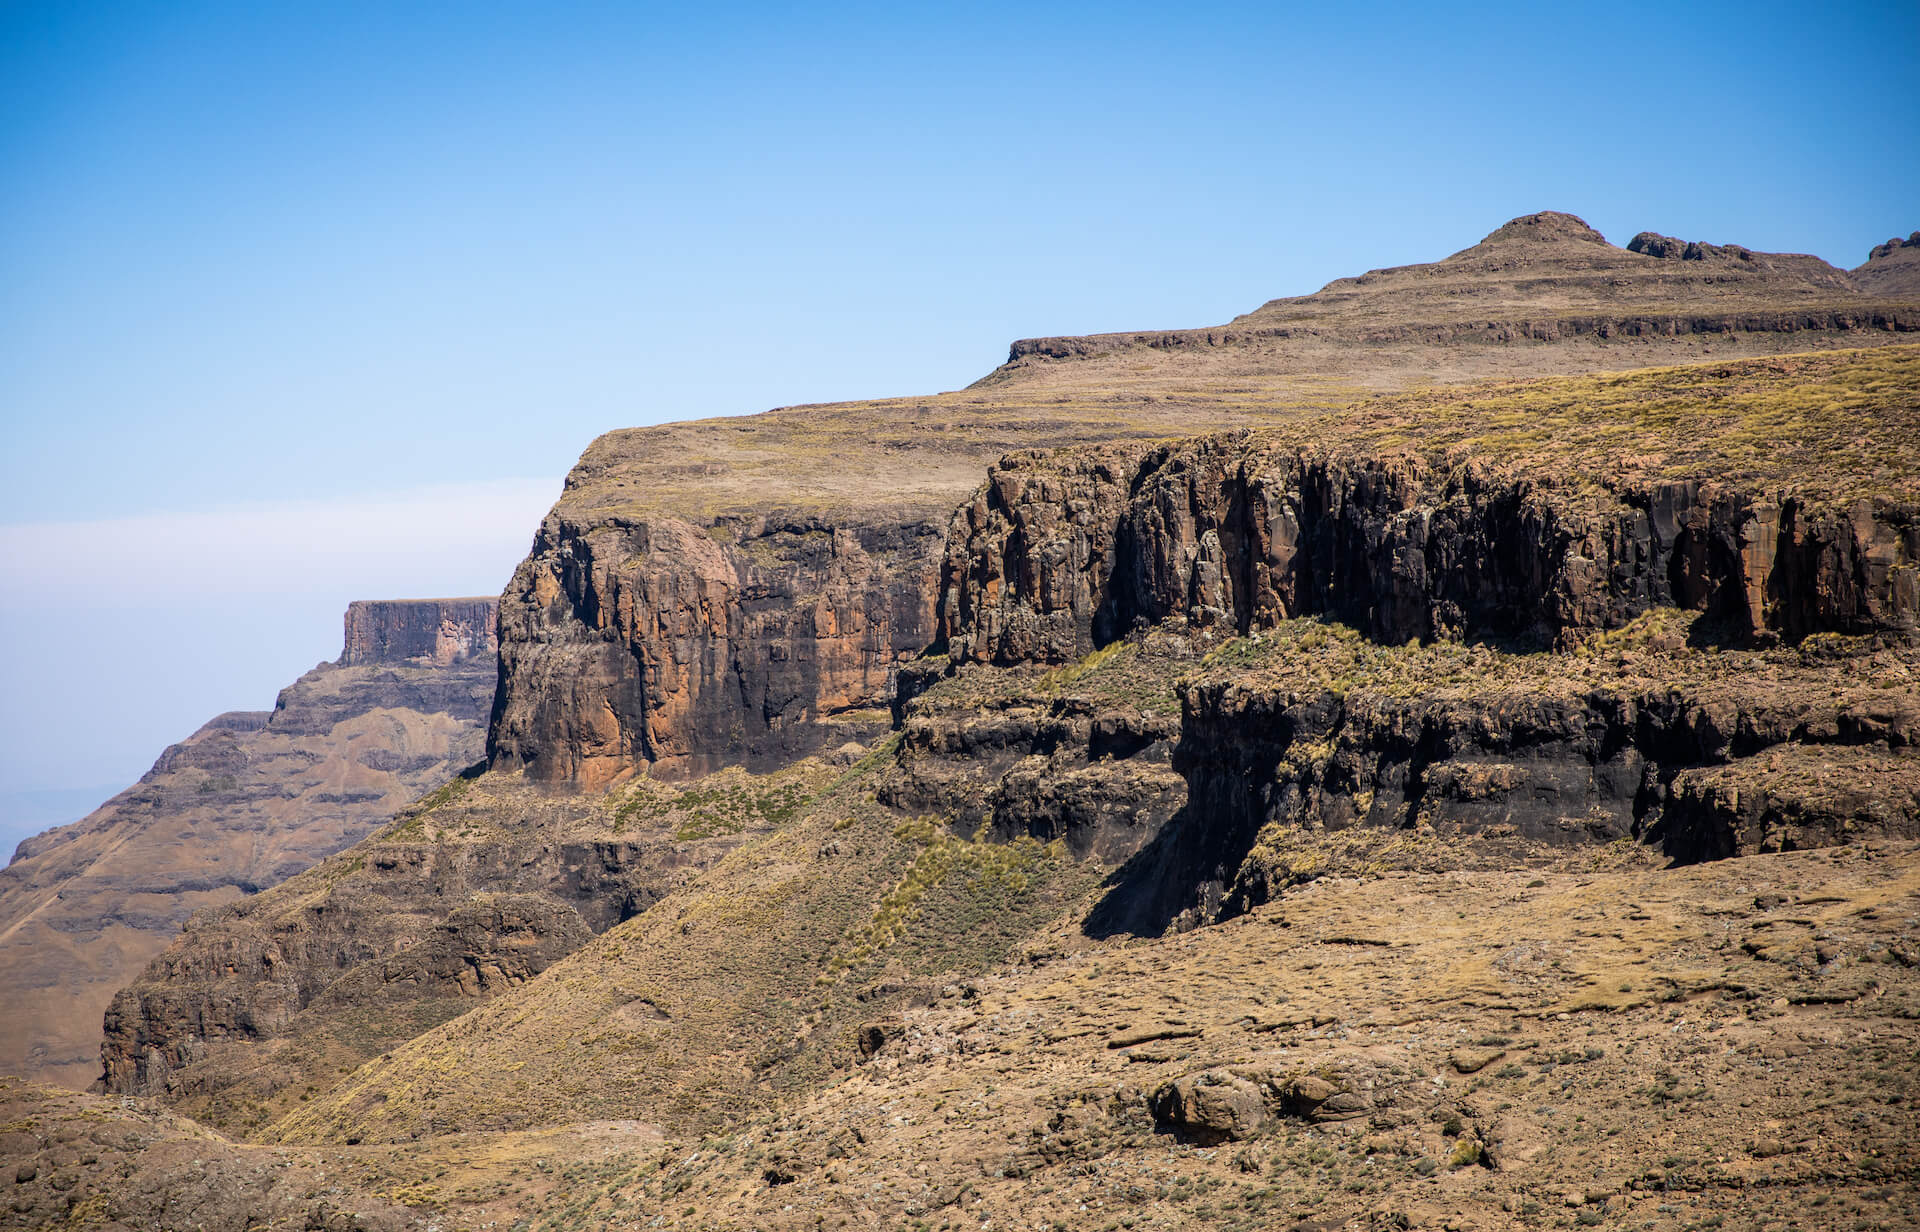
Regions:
[[1, 0, 1916, 852]]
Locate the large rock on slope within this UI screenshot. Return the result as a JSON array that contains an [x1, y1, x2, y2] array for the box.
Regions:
[[0, 599, 496, 1090]]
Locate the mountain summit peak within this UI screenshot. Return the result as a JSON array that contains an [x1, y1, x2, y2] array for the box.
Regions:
[[1478, 211, 1610, 247]]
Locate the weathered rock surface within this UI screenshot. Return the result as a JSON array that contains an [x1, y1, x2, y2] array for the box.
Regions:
[[1142, 637, 1920, 929], [927, 353, 1920, 930], [488, 512, 942, 784], [939, 429, 1918, 669], [485, 216, 1920, 792], [99, 832, 640, 1108], [885, 684, 1186, 863], [341, 597, 496, 667], [0, 599, 497, 1090]]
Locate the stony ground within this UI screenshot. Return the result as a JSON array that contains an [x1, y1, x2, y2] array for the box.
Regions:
[[477, 841, 1920, 1232], [16, 840, 1910, 1231]]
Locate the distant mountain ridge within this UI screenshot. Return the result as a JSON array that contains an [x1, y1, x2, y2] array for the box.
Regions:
[[0, 598, 498, 1089]]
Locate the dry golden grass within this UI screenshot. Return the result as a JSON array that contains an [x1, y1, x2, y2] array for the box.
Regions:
[[290, 842, 1920, 1232]]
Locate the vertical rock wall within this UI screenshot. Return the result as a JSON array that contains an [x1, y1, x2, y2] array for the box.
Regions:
[[340, 598, 498, 667], [487, 512, 943, 785], [938, 437, 1920, 664]]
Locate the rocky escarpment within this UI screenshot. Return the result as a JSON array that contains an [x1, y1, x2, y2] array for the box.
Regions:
[[488, 511, 940, 785], [340, 596, 496, 667], [940, 440, 1917, 668], [883, 651, 1190, 865], [99, 828, 658, 1108], [1854, 230, 1920, 297], [1122, 625, 1920, 932], [0, 598, 498, 1091], [994, 213, 1917, 380], [942, 352, 1920, 665], [1002, 306, 1919, 366], [926, 352, 1920, 930], [487, 218, 1918, 792]]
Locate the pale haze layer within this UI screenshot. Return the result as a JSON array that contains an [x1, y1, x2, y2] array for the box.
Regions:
[[2, 1, 1916, 853]]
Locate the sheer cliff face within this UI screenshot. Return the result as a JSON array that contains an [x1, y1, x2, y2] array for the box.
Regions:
[[926, 349, 1920, 928], [93, 215, 1920, 1147], [340, 597, 497, 667], [938, 436, 1920, 668], [0, 599, 497, 1090], [484, 215, 1916, 790], [486, 512, 942, 785]]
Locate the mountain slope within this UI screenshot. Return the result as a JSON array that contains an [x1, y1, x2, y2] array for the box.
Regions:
[[488, 213, 1917, 794]]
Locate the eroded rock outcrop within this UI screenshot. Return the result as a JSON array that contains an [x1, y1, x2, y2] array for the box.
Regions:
[[487, 217, 1919, 792], [1855, 229, 1920, 297], [99, 832, 655, 1105], [939, 436, 1920, 666], [95, 757, 834, 1132], [487, 511, 942, 785], [926, 359, 1920, 930], [340, 596, 496, 667]]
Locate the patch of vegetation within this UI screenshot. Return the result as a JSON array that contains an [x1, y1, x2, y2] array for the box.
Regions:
[[1322, 346, 1920, 508], [380, 769, 481, 840], [611, 767, 823, 840], [827, 818, 1062, 976]]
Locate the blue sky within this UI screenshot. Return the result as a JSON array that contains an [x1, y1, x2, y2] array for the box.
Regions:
[[1, 0, 1916, 851]]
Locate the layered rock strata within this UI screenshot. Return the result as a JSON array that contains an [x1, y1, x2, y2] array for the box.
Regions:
[[340, 596, 496, 667], [487, 513, 942, 784], [922, 358, 1920, 928], [0, 599, 497, 1089], [490, 217, 1918, 792], [91, 219, 1920, 1146]]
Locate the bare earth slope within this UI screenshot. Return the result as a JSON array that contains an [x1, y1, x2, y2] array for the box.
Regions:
[[0, 599, 496, 1089]]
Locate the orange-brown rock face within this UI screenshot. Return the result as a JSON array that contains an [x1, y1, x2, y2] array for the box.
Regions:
[[0, 599, 497, 1090], [488, 511, 942, 784]]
